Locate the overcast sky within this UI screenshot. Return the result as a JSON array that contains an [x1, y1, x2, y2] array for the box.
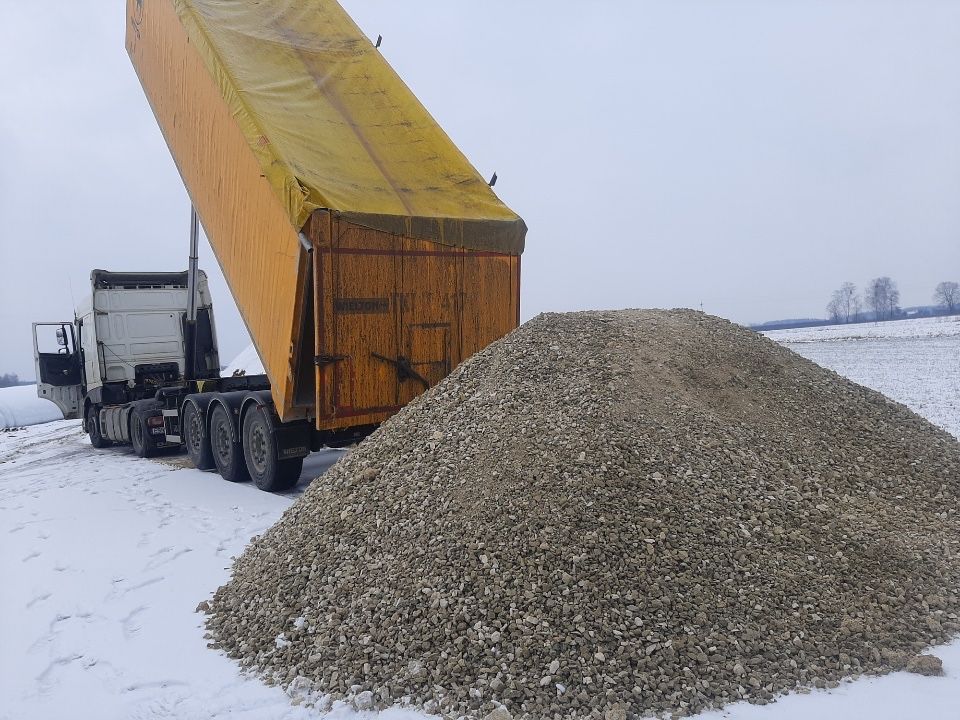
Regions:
[[2, 1, 959, 380]]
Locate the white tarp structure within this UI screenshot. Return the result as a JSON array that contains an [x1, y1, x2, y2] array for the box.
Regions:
[[0, 385, 63, 429]]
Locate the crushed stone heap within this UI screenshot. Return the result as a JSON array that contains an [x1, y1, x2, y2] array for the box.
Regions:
[[206, 310, 960, 719]]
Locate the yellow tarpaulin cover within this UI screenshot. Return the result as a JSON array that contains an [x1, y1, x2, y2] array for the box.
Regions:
[[173, 0, 526, 254]]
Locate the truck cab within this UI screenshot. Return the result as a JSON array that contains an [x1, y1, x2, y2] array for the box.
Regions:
[[33, 270, 220, 450]]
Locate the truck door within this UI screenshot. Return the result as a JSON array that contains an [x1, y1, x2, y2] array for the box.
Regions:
[[32, 322, 82, 420], [397, 238, 457, 406], [325, 226, 401, 420]]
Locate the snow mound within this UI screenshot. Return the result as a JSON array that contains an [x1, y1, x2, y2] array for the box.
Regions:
[[223, 343, 265, 376], [0, 384, 64, 429]]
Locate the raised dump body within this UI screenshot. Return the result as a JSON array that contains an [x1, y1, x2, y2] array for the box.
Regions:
[[125, 0, 525, 432]]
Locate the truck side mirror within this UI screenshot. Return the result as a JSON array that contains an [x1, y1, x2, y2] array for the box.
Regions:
[[56, 327, 68, 347]]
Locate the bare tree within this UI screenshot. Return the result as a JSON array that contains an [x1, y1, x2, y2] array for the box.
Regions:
[[838, 282, 860, 323], [934, 281, 959, 314], [826, 293, 843, 324], [866, 276, 900, 321], [826, 282, 861, 324]]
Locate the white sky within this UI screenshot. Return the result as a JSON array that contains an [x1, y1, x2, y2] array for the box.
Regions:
[[2, 1, 959, 379]]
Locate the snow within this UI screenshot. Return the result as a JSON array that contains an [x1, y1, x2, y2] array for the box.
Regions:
[[223, 343, 266, 376], [0, 384, 64, 429], [3, 319, 960, 719], [0, 421, 351, 720], [766, 316, 960, 439], [765, 314, 960, 344]]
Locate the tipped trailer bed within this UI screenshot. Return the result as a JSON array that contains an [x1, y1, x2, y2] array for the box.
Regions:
[[40, 0, 526, 490]]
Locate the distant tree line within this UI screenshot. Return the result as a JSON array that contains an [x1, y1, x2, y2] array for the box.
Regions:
[[825, 277, 959, 324], [0, 373, 24, 388]]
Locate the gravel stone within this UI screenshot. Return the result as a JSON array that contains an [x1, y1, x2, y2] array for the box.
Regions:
[[354, 690, 375, 710], [484, 707, 513, 720], [905, 654, 944, 677], [205, 310, 960, 719]]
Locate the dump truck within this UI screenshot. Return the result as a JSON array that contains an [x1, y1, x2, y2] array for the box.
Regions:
[[32, 0, 525, 491]]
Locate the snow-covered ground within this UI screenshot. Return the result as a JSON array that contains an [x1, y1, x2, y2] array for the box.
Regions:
[[766, 315, 960, 438], [223, 343, 265, 376], [766, 314, 960, 343], [0, 384, 64, 429], [3, 320, 960, 719], [0, 422, 358, 720]]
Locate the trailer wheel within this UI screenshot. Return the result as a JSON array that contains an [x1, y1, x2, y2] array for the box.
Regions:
[[183, 402, 215, 470], [86, 405, 111, 449], [210, 403, 250, 483], [242, 405, 302, 492]]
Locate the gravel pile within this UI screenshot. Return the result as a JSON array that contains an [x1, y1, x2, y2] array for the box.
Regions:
[[206, 310, 960, 719]]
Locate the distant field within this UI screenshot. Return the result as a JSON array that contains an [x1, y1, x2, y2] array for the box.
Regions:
[[767, 315, 960, 343], [767, 315, 960, 439]]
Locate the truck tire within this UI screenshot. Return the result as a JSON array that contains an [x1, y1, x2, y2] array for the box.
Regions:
[[183, 402, 215, 470], [86, 405, 111, 449], [242, 405, 303, 492], [130, 404, 159, 459], [210, 403, 250, 483]]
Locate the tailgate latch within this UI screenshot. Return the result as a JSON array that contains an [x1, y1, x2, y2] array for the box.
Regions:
[[371, 352, 430, 389]]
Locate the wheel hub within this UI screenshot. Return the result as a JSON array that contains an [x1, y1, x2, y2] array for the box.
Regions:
[[250, 424, 268, 474], [214, 420, 231, 461], [188, 413, 203, 453]]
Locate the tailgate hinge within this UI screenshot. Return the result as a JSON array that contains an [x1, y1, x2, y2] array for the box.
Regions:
[[314, 354, 346, 366]]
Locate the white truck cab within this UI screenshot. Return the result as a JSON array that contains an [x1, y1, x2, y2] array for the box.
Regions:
[[33, 270, 220, 442]]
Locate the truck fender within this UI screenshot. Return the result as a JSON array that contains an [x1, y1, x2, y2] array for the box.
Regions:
[[179, 393, 216, 430], [239, 392, 310, 460], [204, 391, 249, 443], [238, 391, 278, 445], [180, 393, 216, 413], [171, 393, 216, 446], [238, 391, 275, 428], [82, 398, 93, 434]]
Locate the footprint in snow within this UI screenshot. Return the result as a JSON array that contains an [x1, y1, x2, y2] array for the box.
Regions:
[[28, 613, 73, 654], [107, 576, 165, 603], [144, 547, 193, 570], [35, 654, 84, 693], [122, 678, 189, 694], [35, 653, 116, 694], [124, 576, 164, 594], [26, 592, 51, 609], [120, 605, 149, 639], [102, 575, 163, 602]]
